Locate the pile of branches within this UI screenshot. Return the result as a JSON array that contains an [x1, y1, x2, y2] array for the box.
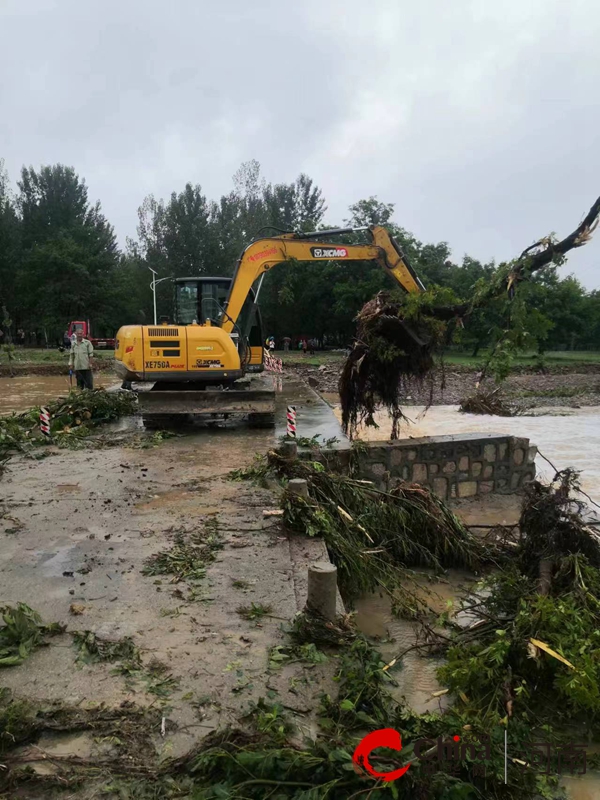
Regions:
[[433, 468, 600, 728], [282, 459, 493, 606], [340, 195, 600, 438], [519, 468, 600, 590], [0, 389, 137, 474], [458, 388, 519, 417]]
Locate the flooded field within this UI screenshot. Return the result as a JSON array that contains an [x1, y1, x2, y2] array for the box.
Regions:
[[0, 373, 116, 415]]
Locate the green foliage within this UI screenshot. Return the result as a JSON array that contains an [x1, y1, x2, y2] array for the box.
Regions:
[[267, 642, 328, 670], [72, 631, 139, 665], [0, 603, 64, 666], [282, 462, 488, 603], [236, 602, 273, 621], [142, 521, 222, 584], [0, 389, 137, 475], [438, 563, 600, 723]]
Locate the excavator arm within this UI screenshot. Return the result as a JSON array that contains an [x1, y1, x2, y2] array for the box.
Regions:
[[220, 226, 425, 334]]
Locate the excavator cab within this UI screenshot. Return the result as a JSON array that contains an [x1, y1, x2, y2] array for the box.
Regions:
[[173, 277, 264, 372]]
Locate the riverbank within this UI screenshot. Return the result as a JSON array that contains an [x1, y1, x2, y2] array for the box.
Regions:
[[287, 357, 600, 408], [0, 358, 114, 377]]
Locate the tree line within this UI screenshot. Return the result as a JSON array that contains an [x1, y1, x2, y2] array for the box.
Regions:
[[1, 157, 599, 352]]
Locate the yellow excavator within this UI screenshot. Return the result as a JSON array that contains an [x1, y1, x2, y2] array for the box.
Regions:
[[114, 226, 425, 427]]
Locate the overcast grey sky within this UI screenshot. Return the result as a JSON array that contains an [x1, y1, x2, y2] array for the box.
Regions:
[[2, 0, 599, 286]]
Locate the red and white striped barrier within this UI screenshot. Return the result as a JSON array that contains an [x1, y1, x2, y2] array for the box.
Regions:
[[264, 348, 283, 373], [39, 407, 51, 437], [286, 405, 297, 438]]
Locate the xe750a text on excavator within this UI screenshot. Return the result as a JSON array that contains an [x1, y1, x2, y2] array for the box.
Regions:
[[114, 226, 425, 427]]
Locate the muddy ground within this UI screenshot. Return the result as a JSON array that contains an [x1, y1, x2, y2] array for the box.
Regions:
[[290, 360, 600, 408], [0, 415, 338, 791]]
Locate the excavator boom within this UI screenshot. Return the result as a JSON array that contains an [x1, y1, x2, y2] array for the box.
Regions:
[[221, 226, 424, 333]]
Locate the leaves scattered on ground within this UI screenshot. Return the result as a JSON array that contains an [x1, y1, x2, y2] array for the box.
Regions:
[[236, 602, 273, 622], [73, 631, 139, 665], [142, 517, 222, 585], [0, 604, 64, 667]]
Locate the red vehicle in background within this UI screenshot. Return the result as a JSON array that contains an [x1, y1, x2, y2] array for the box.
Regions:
[[68, 321, 115, 350]]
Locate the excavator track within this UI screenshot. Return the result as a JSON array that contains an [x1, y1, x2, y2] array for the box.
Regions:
[[138, 374, 276, 429]]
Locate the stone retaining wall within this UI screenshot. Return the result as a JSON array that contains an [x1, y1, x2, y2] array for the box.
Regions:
[[308, 433, 537, 500]]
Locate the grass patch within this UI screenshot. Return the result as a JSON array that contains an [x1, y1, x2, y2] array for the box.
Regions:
[[281, 351, 346, 367], [444, 349, 600, 367], [2, 347, 114, 366]]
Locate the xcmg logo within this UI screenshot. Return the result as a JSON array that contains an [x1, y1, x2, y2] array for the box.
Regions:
[[310, 247, 348, 258]]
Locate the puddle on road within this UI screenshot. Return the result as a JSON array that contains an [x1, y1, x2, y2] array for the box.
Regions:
[[37, 545, 78, 577], [0, 374, 115, 415]]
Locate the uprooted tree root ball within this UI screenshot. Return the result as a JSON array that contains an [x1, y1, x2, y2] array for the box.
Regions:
[[339, 289, 462, 439], [340, 196, 600, 439]]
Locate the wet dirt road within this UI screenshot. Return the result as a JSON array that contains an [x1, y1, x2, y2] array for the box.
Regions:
[[0, 383, 340, 780]]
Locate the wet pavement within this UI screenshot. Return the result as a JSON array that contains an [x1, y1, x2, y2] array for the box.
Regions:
[[0, 399, 339, 765]]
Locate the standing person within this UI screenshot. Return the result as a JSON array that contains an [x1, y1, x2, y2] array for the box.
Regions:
[[17, 328, 25, 347], [269, 336, 275, 352], [63, 330, 71, 349], [302, 339, 307, 355], [68, 328, 94, 390], [283, 336, 290, 352]]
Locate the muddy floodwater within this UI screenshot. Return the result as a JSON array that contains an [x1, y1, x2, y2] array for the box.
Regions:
[[324, 396, 600, 501], [0, 374, 116, 415]]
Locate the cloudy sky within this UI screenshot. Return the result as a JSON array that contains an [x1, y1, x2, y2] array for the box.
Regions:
[[2, 0, 599, 286]]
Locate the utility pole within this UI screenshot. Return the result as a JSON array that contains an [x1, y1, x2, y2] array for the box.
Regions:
[[147, 268, 171, 325]]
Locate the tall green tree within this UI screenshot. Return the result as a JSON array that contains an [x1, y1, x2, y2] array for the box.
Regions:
[[16, 164, 118, 339], [0, 160, 20, 333]]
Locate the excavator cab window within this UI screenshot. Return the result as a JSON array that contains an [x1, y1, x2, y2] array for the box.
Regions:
[[173, 278, 262, 346], [174, 281, 199, 324], [174, 278, 230, 325]]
